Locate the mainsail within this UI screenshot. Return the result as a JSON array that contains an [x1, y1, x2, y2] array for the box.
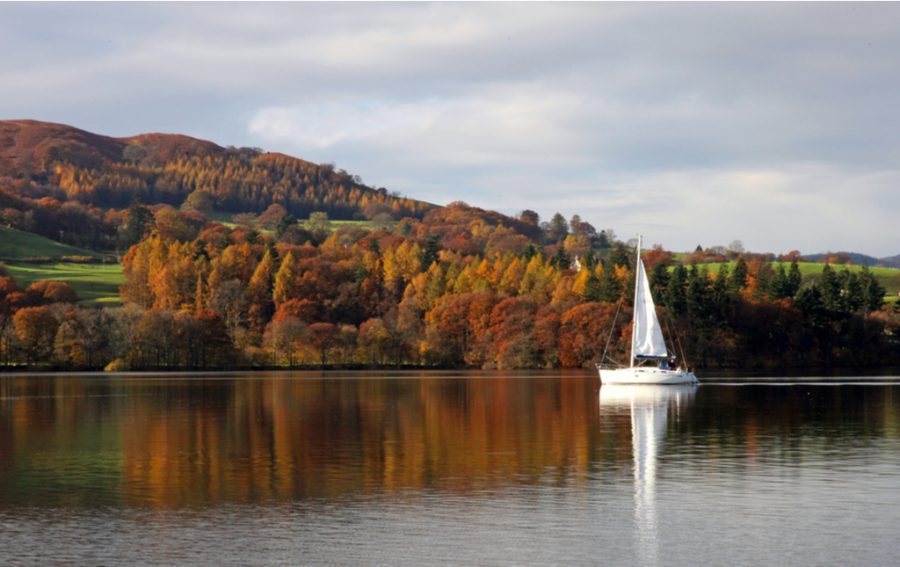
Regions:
[[631, 256, 667, 362]]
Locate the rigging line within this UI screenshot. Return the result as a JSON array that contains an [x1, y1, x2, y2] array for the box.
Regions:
[[600, 300, 622, 366], [672, 317, 689, 368], [663, 311, 676, 356], [662, 311, 688, 367]]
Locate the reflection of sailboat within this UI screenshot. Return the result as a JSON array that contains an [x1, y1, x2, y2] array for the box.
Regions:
[[598, 236, 699, 385], [600, 384, 697, 564]]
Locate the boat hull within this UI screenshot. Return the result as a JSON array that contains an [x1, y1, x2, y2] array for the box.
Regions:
[[598, 366, 699, 385]]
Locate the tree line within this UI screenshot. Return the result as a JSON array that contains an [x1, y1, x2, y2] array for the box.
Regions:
[[1, 202, 897, 371]]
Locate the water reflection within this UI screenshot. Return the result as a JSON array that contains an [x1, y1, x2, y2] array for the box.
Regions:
[[3, 374, 900, 565], [599, 384, 697, 565], [0, 373, 606, 508]]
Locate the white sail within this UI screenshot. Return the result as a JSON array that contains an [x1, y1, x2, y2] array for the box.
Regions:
[[632, 258, 667, 360]]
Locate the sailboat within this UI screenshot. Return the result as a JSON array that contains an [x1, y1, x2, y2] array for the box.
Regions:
[[597, 236, 699, 385]]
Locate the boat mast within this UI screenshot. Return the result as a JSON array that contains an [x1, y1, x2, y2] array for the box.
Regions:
[[630, 235, 642, 368]]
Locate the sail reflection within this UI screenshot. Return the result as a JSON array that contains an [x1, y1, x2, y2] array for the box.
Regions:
[[599, 384, 697, 565]]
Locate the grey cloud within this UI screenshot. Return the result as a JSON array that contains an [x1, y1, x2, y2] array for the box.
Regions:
[[1, 3, 898, 255]]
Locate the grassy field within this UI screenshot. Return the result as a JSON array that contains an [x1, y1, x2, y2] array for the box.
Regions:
[[4, 263, 124, 306], [685, 261, 900, 298], [206, 211, 375, 234], [0, 226, 105, 261]]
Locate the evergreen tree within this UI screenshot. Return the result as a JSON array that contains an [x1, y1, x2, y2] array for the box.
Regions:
[[753, 262, 775, 301], [770, 264, 790, 300], [607, 242, 632, 270], [598, 264, 623, 302], [796, 285, 828, 330], [841, 269, 864, 312], [666, 265, 688, 316], [712, 264, 732, 319], [649, 262, 670, 304], [597, 230, 611, 249], [686, 267, 713, 324], [858, 266, 886, 312], [818, 264, 844, 313], [582, 270, 602, 302], [786, 260, 803, 297], [420, 234, 440, 270], [551, 246, 571, 271], [729, 257, 748, 295]]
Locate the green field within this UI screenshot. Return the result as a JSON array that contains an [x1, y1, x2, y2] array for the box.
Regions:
[[0, 226, 105, 261], [207, 211, 375, 233], [4, 263, 124, 306], [685, 261, 900, 298]]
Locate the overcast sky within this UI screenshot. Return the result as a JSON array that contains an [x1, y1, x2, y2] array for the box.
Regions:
[[2, 3, 898, 256]]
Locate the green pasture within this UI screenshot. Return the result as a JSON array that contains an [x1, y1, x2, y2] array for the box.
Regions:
[[207, 211, 375, 232], [4, 263, 124, 306], [0, 226, 104, 261], [683, 261, 900, 298]]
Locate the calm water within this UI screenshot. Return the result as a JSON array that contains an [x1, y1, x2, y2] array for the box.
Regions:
[[1, 371, 899, 566]]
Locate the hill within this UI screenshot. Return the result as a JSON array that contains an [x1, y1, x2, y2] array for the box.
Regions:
[[879, 254, 900, 269], [0, 119, 433, 220], [0, 225, 106, 261]]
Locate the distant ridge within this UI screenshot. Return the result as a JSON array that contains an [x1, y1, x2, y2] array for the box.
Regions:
[[878, 254, 900, 269], [801, 251, 900, 268]]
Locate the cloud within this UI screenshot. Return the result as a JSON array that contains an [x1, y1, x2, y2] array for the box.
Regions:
[[469, 164, 900, 257], [3, 3, 900, 255]]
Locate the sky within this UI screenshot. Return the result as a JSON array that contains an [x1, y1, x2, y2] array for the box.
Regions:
[[2, 2, 898, 257]]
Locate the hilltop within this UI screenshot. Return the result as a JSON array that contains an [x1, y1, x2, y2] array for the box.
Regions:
[[0, 119, 433, 220]]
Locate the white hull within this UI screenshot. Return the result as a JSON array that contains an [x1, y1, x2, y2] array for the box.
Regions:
[[598, 366, 699, 385]]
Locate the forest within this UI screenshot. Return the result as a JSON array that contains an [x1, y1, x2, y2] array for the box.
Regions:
[[1, 200, 898, 371]]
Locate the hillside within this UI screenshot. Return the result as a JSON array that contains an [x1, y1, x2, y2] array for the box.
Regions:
[[0, 225, 106, 261], [4, 263, 123, 306], [0, 119, 433, 220]]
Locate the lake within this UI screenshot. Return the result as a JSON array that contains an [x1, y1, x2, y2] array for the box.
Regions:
[[1, 371, 899, 566]]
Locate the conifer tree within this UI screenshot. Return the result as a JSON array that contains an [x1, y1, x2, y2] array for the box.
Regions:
[[729, 257, 748, 295], [597, 263, 622, 303], [786, 260, 803, 297], [666, 265, 688, 316], [858, 266, 886, 312], [582, 270, 602, 302], [770, 264, 790, 299], [818, 264, 844, 313]]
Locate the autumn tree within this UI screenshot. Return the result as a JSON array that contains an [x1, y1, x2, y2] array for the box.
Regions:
[[13, 306, 59, 364], [273, 252, 299, 307]]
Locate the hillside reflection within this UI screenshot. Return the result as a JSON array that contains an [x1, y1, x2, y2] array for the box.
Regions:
[[0, 374, 898, 509], [1, 373, 608, 507]]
